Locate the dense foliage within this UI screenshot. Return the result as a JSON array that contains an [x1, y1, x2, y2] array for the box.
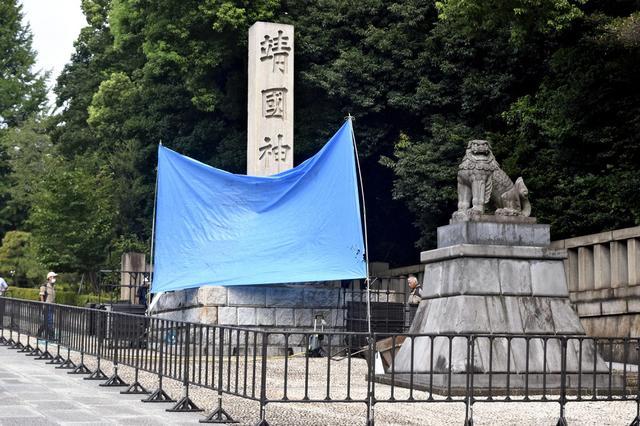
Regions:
[[0, 0, 639, 284]]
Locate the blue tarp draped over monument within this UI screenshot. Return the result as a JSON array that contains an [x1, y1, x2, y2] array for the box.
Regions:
[[152, 120, 366, 293]]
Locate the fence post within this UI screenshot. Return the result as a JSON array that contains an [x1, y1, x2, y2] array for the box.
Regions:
[[9, 300, 24, 350], [46, 305, 65, 364], [631, 340, 640, 426], [556, 337, 568, 426], [255, 331, 269, 426], [464, 335, 474, 426], [85, 307, 108, 380], [0, 297, 7, 345], [101, 310, 128, 387], [69, 307, 91, 374], [27, 302, 44, 357], [142, 318, 176, 402], [167, 323, 202, 412], [55, 306, 76, 369], [18, 301, 35, 353], [121, 313, 150, 393], [200, 326, 238, 423], [35, 301, 54, 361], [366, 334, 375, 426]]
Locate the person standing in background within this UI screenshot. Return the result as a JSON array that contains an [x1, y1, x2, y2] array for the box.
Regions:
[[0, 276, 8, 296], [137, 277, 149, 307], [39, 272, 57, 303], [37, 272, 57, 339], [407, 274, 421, 304]]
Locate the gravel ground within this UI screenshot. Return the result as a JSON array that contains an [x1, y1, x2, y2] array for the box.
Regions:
[[4, 334, 639, 425]]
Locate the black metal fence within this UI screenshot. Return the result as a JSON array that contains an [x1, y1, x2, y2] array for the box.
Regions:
[[342, 279, 419, 338], [1, 297, 639, 425], [98, 270, 151, 305]]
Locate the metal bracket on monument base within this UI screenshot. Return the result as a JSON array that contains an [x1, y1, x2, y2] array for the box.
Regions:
[[167, 396, 203, 413]]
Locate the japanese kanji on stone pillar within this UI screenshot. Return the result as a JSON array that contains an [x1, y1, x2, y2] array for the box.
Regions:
[[247, 22, 294, 176]]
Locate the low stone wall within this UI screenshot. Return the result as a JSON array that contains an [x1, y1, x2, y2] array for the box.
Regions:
[[551, 225, 640, 359], [152, 283, 350, 354], [153, 284, 346, 327]]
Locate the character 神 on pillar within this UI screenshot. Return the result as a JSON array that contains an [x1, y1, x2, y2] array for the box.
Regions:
[[453, 139, 531, 221]]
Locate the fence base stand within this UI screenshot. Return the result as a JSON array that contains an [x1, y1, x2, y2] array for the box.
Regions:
[[35, 350, 53, 360], [0, 336, 8, 345], [100, 373, 129, 387], [167, 396, 203, 413], [18, 343, 34, 353], [46, 354, 65, 365], [9, 341, 24, 350], [121, 381, 150, 394], [68, 363, 92, 375], [556, 417, 567, 426], [56, 358, 77, 370], [199, 407, 239, 424], [631, 415, 640, 426], [142, 388, 175, 403], [254, 420, 269, 426], [26, 347, 43, 357], [84, 368, 108, 380]]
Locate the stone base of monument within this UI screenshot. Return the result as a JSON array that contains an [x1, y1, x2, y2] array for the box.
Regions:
[[152, 283, 348, 356], [389, 221, 618, 394]]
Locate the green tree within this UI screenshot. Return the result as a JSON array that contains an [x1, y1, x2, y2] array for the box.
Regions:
[[0, 118, 53, 231], [0, 230, 45, 287], [0, 0, 48, 127], [0, 0, 49, 237], [383, 1, 640, 247], [502, 8, 640, 237], [28, 156, 117, 287], [48, 0, 640, 269]]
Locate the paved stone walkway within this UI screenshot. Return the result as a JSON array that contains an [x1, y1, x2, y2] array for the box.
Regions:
[[0, 344, 203, 425]]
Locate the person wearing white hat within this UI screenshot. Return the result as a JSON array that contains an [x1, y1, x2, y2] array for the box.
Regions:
[[37, 271, 58, 339], [39, 272, 58, 303]]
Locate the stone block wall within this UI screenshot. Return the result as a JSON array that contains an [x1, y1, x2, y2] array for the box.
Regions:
[[152, 283, 352, 354], [551, 225, 640, 348]]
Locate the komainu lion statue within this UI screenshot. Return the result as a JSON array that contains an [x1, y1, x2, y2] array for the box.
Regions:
[[452, 139, 531, 221]]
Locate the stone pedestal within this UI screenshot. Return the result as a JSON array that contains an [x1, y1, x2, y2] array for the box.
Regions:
[[152, 283, 347, 355], [393, 221, 612, 391], [120, 252, 148, 303]]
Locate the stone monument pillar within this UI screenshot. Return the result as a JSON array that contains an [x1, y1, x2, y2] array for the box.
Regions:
[[247, 21, 294, 176], [120, 252, 146, 303], [392, 139, 614, 392], [152, 22, 346, 355]]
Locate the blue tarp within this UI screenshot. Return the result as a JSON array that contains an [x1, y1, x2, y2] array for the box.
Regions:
[[152, 120, 366, 293]]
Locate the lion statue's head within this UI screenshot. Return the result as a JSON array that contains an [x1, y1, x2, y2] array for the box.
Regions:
[[466, 139, 492, 160]]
